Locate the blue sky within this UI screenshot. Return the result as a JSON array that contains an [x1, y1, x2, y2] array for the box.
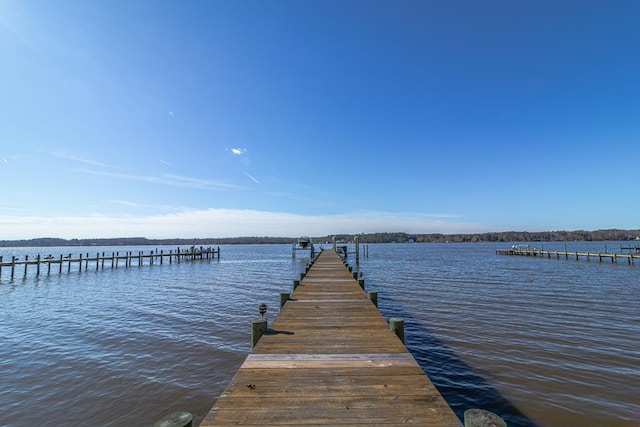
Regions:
[[1, 0, 639, 239]]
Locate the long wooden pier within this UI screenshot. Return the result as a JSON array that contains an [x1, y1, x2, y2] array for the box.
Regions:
[[0, 246, 219, 280], [199, 249, 462, 426], [496, 246, 639, 265]]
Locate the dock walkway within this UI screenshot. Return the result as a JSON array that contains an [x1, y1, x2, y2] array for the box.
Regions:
[[200, 250, 461, 426]]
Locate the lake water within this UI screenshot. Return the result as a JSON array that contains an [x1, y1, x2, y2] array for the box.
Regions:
[[0, 242, 638, 426]]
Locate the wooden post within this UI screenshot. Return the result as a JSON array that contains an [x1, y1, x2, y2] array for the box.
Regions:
[[68, 254, 72, 272], [79, 254, 83, 272], [463, 408, 506, 427], [217, 246, 220, 259], [355, 236, 360, 264], [279, 292, 290, 309], [153, 411, 193, 427], [293, 280, 300, 290], [11, 256, 16, 280], [59, 255, 63, 274], [389, 318, 404, 344], [47, 256, 51, 275], [367, 290, 378, 308], [102, 252, 105, 269], [160, 250, 164, 265], [36, 254, 41, 277], [0, 255, 2, 278], [358, 278, 365, 290], [96, 252, 99, 270], [251, 318, 268, 349], [85, 253, 90, 270]]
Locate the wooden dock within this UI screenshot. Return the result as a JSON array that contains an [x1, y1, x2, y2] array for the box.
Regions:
[[199, 249, 462, 426], [496, 246, 640, 264], [0, 246, 219, 280]]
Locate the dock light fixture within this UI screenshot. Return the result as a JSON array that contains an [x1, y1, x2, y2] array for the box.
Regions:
[[259, 303, 267, 318]]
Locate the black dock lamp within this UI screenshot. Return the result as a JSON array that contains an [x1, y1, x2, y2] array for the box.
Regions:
[[259, 303, 267, 318]]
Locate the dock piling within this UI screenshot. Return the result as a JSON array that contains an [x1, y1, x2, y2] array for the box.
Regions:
[[464, 408, 506, 427], [153, 411, 193, 427], [251, 318, 267, 349], [389, 317, 405, 344], [367, 290, 378, 307]]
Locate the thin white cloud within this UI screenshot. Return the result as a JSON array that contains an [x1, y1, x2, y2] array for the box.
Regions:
[[159, 160, 170, 165], [73, 169, 243, 190], [2, 157, 7, 164], [0, 12, 38, 53], [108, 200, 177, 210], [231, 148, 247, 155], [54, 151, 116, 169], [0, 208, 482, 239], [243, 171, 259, 184]]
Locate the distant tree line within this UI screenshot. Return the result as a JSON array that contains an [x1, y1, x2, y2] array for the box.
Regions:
[[1, 229, 639, 247]]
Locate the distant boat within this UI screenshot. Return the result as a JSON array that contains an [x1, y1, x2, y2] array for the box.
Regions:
[[298, 236, 311, 249]]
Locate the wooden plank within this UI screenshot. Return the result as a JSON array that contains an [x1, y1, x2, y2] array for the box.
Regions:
[[200, 250, 461, 426]]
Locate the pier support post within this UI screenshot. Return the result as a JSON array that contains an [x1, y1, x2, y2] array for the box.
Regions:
[[463, 409, 506, 427], [153, 411, 193, 427], [367, 290, 378, 308], [389, 317, 404, 344], [358, 278, 365, 290], [293, 279, 300, 290], [251, 318, 268, 349]]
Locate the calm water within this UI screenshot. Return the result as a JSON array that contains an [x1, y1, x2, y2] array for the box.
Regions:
[[0, 243, 638, 426]]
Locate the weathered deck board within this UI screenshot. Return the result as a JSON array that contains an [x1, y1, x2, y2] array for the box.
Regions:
[[200, 250, 461, 426]]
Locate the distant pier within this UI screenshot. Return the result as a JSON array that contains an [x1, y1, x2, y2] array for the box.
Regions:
[[497, 244, 639, 265], [0, 246, 220, 280]]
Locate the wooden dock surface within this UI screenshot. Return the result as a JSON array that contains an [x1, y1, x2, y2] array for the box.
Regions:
[[200, 250, 461, 426]]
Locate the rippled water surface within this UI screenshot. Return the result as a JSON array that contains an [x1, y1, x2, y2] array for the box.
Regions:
[[0, 243, 638, 426]]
